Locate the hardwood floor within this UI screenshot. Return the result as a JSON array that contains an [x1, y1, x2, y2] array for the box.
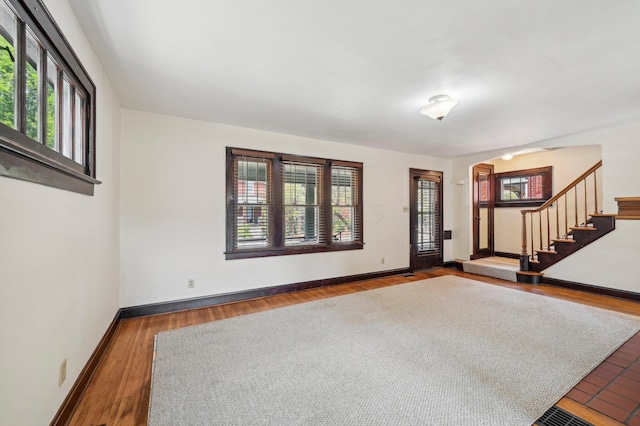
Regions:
[[67, 268, 640, 425]]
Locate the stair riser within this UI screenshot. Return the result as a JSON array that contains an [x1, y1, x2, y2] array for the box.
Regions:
[[530, 218, 616, 272]]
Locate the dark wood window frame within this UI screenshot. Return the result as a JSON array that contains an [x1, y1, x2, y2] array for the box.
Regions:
[[226, 147, 364, 260], [0, 0, 99, 195], [494, 166, 552, 208]]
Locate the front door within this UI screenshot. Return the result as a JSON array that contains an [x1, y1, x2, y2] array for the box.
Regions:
[[410, 169, 443, 271], [472, 163, 494, 259]]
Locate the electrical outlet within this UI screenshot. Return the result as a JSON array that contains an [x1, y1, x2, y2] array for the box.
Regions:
[[381, 258, 385, 264], [59, 358, 67, 387], [188, 279, 195, 289]]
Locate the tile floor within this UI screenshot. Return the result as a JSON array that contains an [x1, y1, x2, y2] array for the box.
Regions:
[[566, 331, 640, 424]]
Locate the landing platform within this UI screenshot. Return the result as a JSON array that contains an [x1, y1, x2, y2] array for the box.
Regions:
[[462, 256, 519, 282]]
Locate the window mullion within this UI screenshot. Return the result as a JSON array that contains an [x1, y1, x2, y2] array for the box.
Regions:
[[272, 155, 284, 249], [55, 66, 61, 153], [70, 83, 75, 160]]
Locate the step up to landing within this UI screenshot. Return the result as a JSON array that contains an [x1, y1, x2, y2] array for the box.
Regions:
[[462, 257, 519, 282]]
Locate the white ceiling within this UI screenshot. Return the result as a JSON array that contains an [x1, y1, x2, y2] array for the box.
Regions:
[[68, 0, 640, 157]]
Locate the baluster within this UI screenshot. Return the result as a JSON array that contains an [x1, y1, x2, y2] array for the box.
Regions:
[[530, 212, 534, 261], [583, 178, 588, 226], [521, 211, 528, 266], [538, 211, 543, 251], [546, 208, 550, 250], [574, 186, 578, 227], [555, 200, 559, 239], [564, 195, 568, 238], [593, 171, 598, 214]]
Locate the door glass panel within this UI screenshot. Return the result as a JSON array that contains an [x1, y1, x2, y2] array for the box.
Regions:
[[479, 172, 489, 251], [410, 169, 443, 272], [417, 178, 439, 252]]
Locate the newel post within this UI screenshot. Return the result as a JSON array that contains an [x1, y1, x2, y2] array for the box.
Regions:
[[520, 210, 529, 271]]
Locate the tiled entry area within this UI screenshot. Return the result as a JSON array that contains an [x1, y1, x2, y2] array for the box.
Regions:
[[566, 332, 640, 424]]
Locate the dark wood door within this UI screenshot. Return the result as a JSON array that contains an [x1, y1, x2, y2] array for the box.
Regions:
[[410, 169, 443, 271], [472, 163, 494, 259]]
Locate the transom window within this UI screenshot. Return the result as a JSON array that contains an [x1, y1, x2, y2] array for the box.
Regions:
[[494, 166, 552, 207], [0, 0, 97, 195], [226, 148, 363, 259]]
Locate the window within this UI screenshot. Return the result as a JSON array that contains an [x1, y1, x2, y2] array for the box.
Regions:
[[226, 148, 363, 259], [0, 0, 98, 195], [494, 166, 552, 207]]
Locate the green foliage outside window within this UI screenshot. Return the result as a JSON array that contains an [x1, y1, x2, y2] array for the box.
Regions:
[[0, 39, 15, 129], [25, 60, 37, 139], [0, 38, 56, 144]]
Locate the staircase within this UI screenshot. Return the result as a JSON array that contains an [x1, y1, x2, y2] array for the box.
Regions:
[[518, 161, 616, 281], [528, 214, 615, 272]]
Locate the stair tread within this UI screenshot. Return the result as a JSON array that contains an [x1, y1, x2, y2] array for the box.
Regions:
[[517, 271, 544, 276], [591, 213, 617, 217], [569, 226, 598, 231], [551, 239, 576, 243], [535, 249, 557, 254]]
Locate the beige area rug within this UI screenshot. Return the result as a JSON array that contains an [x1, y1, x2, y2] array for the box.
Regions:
[[463, 256, 520, 282], [148, 276, 640, 425]]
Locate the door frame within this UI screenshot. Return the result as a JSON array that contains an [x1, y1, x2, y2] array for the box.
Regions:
[[409, 168, 443, 272], [472, 163, 494, 259]]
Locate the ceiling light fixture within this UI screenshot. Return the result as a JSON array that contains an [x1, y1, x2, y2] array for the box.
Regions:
[[419, 95, 458, 121], [501, 153, 514, 161]]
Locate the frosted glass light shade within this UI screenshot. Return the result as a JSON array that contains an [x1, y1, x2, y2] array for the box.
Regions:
[[420, 95, 458, 121]]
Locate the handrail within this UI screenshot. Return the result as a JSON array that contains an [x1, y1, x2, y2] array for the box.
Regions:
[[521, 160, 602, 215], [520, 160, 602, 271]]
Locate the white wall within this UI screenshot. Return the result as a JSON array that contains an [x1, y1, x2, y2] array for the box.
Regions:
[[490, 145, 602, 254], [119, 110, 453, 307], [452, 121, 640, 293], [544, 220, 640, 291], [0, 0, 121, 424]]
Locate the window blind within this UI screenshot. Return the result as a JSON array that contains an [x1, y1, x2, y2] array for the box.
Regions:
[[233, 156, 273, 249], [282, 160, 325, 245], [417, 177, 440, 252], [331, 166, 360, 243]]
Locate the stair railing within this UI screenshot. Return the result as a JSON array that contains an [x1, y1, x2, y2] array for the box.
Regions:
[[520, 160, 602, 271]]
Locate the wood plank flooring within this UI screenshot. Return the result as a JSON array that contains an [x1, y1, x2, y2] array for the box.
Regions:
[[67, 268, 640, 425]]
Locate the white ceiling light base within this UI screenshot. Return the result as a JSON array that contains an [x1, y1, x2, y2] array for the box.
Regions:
[[420, 95, 458, 121]]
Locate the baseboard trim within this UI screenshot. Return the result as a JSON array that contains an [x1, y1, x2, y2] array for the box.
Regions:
[[542, 277, 640, 302], [494, 251, 520, 259], [50, 311, 121, 426], [442, 261, 457, 269], [119, 267, 411, 319], [516, 271, 544, 285]]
